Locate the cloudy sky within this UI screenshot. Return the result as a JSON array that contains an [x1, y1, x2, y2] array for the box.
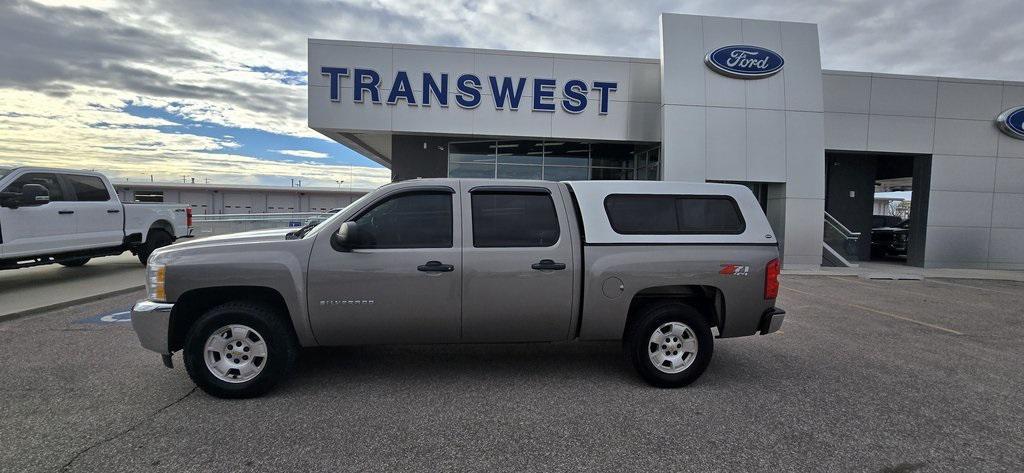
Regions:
[[1, 0, 1021, 188]]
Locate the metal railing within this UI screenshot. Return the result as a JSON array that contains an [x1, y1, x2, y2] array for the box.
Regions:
[[823, 211, 861, 266], [191, 212, 331, 237]]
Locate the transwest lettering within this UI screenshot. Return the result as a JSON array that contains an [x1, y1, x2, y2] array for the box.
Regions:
[[321, 67, 617, 114]]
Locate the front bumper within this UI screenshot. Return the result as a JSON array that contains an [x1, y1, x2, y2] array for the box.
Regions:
[[131, 300, 174, 354], [759, 307, 786, 334]]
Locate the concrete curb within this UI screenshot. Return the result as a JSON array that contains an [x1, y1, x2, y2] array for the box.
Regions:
[[0, 285, 145, 323], [783, 270, 1024, 283]]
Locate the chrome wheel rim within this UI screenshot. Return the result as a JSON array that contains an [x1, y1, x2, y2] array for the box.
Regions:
[[204, 324, 268, 383], [648, 322, 698, 374]]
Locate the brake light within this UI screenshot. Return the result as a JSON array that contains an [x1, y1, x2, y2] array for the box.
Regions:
[[764, 258, 780, 299], [186, 207, 193, 227]]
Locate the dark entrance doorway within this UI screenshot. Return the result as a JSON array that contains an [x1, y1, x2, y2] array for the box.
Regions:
[[824, 151, 931, 267]]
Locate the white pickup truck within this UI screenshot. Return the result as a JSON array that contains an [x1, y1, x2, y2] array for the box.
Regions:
[[0, 167, 191, 269]]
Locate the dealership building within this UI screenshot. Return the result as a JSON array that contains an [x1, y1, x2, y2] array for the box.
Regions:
[[307, 13, 1024, 270]]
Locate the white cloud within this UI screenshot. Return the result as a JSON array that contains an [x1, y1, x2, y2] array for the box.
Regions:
[[0, 88, 391, 188], [274, 149, 329, 159], [3, 0, 1024, 194]]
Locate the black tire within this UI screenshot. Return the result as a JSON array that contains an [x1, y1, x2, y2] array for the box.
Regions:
[[183, 302, 298, 399], [137, 229, 173, 264], [58, 257, 90, 267], [624, 301, 714, 388]]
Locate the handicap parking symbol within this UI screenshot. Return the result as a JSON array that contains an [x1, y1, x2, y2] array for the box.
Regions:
[[75, 310, 132, 324]]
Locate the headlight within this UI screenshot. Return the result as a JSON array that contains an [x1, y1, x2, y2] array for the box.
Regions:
[[147, 262, 166, 302]]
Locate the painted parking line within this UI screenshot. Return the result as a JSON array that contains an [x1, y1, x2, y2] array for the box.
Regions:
[[780, 285, 963, 335], [824, 275, 937, 299], [846, 302, 963, 336], [75, 310, 131, 324]]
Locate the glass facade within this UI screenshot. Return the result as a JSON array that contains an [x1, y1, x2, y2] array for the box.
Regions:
[[448, 140, 660, 181]]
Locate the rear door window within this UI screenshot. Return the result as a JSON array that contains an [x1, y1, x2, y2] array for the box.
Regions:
[[64, 174, 111, 201], [471, 191, 560, 247], [604, 194, 745, 235]]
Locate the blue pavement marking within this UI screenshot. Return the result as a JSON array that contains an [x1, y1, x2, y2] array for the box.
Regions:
[[75, 309, 132, 324]]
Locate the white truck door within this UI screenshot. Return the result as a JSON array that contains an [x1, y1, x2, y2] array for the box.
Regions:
[[0, 172, 76, 258], [61, 173, 124, 249]]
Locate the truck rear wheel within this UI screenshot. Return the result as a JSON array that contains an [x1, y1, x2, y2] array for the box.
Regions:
[[624, 302, 714, 388], [58, 257, 90, 267], [183, 302, 298, 399], [137, 229, 172, 264]]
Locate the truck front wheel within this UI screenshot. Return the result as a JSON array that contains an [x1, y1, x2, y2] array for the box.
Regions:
[[624, 302, 714, 388], [182, 302, 298, 398]]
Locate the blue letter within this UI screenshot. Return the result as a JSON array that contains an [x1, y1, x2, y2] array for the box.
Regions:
[[561, 79, 588, 114], [353, 68, 381, 103], [387, 71, 416, 105], [489, 76, 527, 110], [320, 67, 349, 102], [456, 74, 482, 109], [532, 78, 556, 112], [591, 81, 617, 115], [422, 73, 448, 107]]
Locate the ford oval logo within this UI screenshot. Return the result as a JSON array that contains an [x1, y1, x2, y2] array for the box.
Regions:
[[997, 106, 1024, 140], [705, 45, 784, 79]]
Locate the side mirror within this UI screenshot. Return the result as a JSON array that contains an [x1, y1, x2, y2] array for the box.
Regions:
[[21, 184, 50, 206], [0, 183, 49, 209], [331, 221, 361, 252]]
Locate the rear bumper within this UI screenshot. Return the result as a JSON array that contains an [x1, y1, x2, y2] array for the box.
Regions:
[[759, 307, 786, 334], [131, 300, 174, 354]]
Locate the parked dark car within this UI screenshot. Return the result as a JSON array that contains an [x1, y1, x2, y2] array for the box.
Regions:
[[871, 215, 909, 258]]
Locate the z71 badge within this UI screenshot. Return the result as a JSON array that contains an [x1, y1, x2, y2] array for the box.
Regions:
[[719, 264, 750, 276]]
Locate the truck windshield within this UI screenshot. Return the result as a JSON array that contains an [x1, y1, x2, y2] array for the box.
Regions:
[[0, 168, 11, 179]]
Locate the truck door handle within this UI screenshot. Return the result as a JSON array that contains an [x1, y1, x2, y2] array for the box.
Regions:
[[58, 210, 74, 215], [531, 259, 566, 271], [417, 261, 454, 272], [107, 209, 120, 213]]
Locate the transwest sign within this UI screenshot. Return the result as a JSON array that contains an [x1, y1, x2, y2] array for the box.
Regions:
[[320, 67, 619, 115]]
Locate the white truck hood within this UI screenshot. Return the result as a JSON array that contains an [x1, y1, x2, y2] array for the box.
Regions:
[[174, 228, 295, 248]]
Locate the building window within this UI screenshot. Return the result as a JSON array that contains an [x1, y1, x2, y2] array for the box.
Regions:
[[133, 190, 164, 203], [447, 140, 659, 181], [448, 141, 496, 178]]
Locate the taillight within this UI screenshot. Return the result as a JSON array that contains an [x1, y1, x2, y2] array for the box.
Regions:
[[764, 258, 780, 299], [186, 207, 193, 227]]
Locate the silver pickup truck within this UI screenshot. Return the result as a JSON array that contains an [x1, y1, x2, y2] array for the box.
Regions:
[[131, 179, 784, 398]]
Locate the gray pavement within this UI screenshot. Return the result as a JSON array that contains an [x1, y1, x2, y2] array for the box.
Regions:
[[1, 275, 1023, 472], [0, 254, 144, 319]]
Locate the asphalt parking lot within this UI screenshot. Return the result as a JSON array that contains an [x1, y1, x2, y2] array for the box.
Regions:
[[2, 275, 1023, 472]]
